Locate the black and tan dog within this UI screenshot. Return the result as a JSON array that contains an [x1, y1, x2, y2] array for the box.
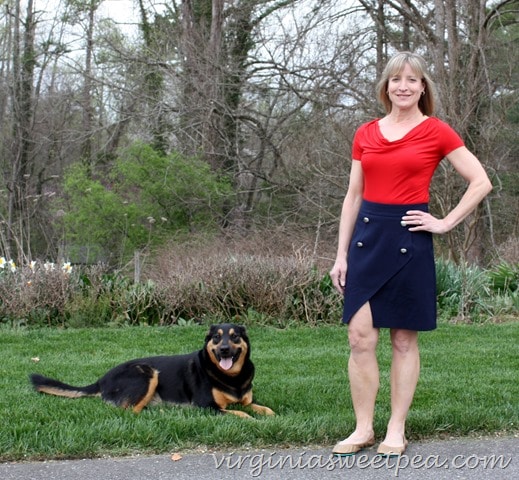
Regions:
[[29, 324, 274, 418]]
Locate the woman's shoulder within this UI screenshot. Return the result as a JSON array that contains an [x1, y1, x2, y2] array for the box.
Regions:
[[357, 118, 380, 129], [424, 116, 458, 132], [424, 117, 465, 150], [354, 118, 379, 135]]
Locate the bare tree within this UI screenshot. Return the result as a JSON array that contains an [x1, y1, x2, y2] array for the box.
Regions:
[[0, 0, 142, 261], [0, 0, 515, 268]]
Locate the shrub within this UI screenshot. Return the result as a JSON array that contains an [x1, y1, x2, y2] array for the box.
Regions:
[[0, 260, 80, 327], [435, 258, 517, 323], [1, 240, 517, 328], [151, 252, 342, 326], [58, 143, 232, 266], [488, 261, 518, 293]]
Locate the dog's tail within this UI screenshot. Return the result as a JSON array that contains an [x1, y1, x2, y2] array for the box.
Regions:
[[29, 373, 100, 399]]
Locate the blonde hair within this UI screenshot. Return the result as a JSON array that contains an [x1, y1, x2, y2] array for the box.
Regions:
[[376, 51, 436, 116]]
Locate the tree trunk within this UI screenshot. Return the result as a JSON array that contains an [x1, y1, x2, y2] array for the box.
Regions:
[[7, 0, 36, 260], [81, 1, 96, 170]]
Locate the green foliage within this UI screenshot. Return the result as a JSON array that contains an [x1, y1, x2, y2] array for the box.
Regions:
[[114, 142, 231, 231], [488, 261, 519, 293], [435, 259, 518, 323], [60, 144, 232, 265], [104, 276, 165, 326], [436, 259, 494, 321], [61, 163, 138, 264]]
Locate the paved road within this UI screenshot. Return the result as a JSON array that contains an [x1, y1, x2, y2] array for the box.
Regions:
[[1, 435, 517, 479]]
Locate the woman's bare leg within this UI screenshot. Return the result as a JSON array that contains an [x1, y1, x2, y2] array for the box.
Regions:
[[381, 328, 420, 448], [337, 302, 379, 445]]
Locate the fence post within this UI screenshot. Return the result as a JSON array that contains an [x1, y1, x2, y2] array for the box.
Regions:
[[134, 250, 141, 284]]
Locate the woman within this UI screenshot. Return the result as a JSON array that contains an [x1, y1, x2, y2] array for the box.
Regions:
[[329, 51, 492, 456]]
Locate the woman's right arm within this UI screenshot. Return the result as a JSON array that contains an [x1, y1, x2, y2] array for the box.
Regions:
[[330, 160, 364, 294]]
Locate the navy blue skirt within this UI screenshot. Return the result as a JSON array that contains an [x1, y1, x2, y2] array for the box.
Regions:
[[342, 200, 437, 331]]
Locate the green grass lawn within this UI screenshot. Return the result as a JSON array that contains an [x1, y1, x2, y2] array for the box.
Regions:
[[1, 322, 517, 461]]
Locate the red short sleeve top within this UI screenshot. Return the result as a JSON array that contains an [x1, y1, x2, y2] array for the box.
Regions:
[[352, 117, 465, 204]]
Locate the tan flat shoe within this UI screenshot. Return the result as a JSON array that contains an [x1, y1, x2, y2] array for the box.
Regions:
[[377, 438, 408, 456], [332, 436, 376, 456]]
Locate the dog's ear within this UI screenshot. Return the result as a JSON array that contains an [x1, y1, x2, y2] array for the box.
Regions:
[[235, 324, 248, 342], [205, 325, 218, 343]]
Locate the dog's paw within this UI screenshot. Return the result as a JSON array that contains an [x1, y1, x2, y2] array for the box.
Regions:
[[223, 409, 253, 419], [251, 404, 275, 416]]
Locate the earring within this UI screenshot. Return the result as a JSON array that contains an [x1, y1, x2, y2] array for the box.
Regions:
[[421, 91, 425, 96]]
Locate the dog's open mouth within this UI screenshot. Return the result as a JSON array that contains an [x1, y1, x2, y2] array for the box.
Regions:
[[219, 357, 234, 371], [217, 350, 240, 371]]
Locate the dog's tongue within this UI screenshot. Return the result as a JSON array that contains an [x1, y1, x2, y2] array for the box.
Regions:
[[219, 358, 233, 371]]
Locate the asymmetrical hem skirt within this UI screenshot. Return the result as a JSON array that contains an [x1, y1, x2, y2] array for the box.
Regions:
[[342, 200, 437, 331]]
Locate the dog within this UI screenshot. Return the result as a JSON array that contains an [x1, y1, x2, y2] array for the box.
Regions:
[[29, 323, 274, 418]]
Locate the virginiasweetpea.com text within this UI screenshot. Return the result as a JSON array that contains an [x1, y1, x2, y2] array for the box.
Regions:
[[212, 451, 513, 477]]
